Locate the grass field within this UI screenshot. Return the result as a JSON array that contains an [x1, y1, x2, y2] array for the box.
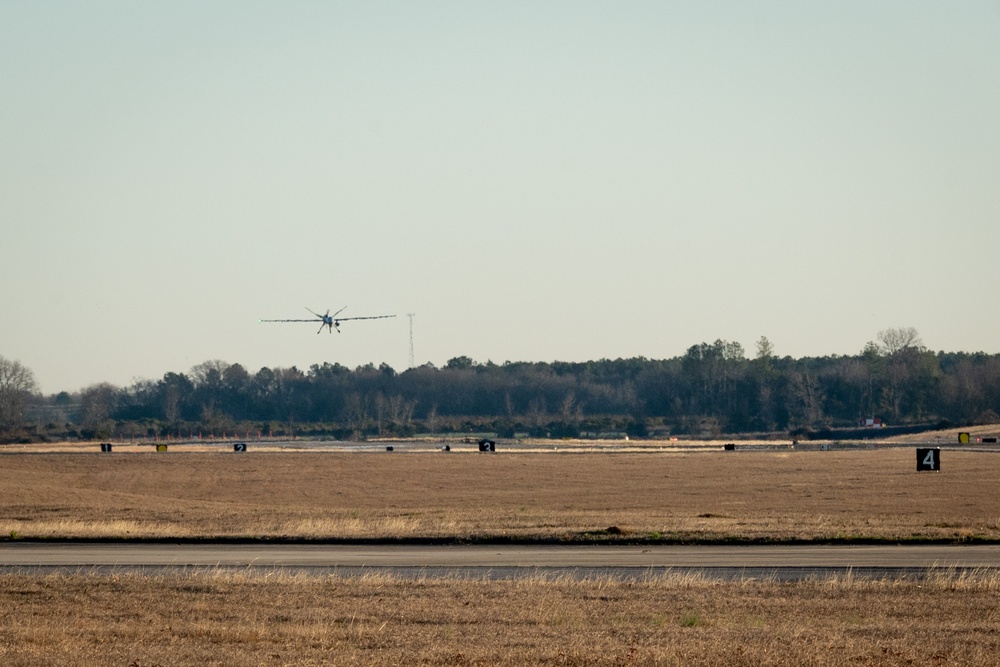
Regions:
[[4, 443, 1000, 665], [3, 569, 1000, 666], [2, 446, 999, 542]]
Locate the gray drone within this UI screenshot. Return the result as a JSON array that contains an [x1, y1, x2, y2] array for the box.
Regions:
[[260, 307, 395, 334]]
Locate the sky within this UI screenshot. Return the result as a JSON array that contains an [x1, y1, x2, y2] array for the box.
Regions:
[[2, 2, 999, 394]]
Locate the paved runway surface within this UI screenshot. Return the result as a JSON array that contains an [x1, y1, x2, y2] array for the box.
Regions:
[[3, 543, 1000, 580]]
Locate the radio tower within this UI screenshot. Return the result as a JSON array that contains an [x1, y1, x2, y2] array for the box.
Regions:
[[407, 313, 416, 368]]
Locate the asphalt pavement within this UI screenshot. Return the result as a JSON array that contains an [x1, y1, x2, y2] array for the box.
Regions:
[[3, 543, 1000, 581]]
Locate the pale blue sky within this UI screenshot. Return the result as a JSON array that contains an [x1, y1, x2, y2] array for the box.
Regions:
[[2, 2, 998, 393]]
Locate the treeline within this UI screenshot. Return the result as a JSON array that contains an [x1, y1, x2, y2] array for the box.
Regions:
[[13, 329, 1000, 442]]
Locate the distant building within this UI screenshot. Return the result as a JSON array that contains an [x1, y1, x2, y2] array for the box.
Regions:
[[859, 417, 885, 428]]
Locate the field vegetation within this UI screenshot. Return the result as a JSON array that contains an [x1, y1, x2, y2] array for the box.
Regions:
[[5, 446, 1000, 665], [3, 568, 1000, 666], [3, 447, 1000, 542]]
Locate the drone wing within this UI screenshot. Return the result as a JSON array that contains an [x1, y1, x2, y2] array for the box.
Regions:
[[260, 309, 393, 327], [334, 315, 396, 322]]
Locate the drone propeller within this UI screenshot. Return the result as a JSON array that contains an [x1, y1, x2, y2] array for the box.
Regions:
[[304, 306, 349, 333]]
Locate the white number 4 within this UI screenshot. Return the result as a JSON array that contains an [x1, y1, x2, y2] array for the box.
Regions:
[[923, 450, 937, 470]]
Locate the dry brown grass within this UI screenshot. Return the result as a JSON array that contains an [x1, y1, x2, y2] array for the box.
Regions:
[[884, 424, 1000, 444], [5, 447, 1000, 665], [2, 569, 1000, 666], [2, 448, 999, 542]]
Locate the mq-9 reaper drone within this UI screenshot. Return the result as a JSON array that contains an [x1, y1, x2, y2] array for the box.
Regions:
[[260, 307, 395, 334]]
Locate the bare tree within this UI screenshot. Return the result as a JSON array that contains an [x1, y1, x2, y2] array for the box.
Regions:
[[344, 393, 370, 439], [788, 371, 824, 428], [189, 360, 231, 386], [0, 356, 38, 438], [79, 383, 118, 431], [528, 396, 548, 429], [755, 336, 775, 361], [390, 395, 417, 430], [876, 327, 924, 420], [560, 392, 583, 425], [752, 336, 777, 430], [877, 327, 923, 356], [376, 393, 418, 434]]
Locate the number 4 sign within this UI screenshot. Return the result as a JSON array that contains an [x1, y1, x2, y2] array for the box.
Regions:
[[916, 448, 940, 472]]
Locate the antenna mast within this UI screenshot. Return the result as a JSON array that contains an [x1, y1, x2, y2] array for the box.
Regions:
[[407, 313, 416, 368]]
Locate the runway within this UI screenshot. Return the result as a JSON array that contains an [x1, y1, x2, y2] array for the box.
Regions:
[[3, 543, 1000, 580]]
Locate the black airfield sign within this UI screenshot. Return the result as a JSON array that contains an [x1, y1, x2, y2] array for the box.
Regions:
[[916, 448, 940, 472]]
